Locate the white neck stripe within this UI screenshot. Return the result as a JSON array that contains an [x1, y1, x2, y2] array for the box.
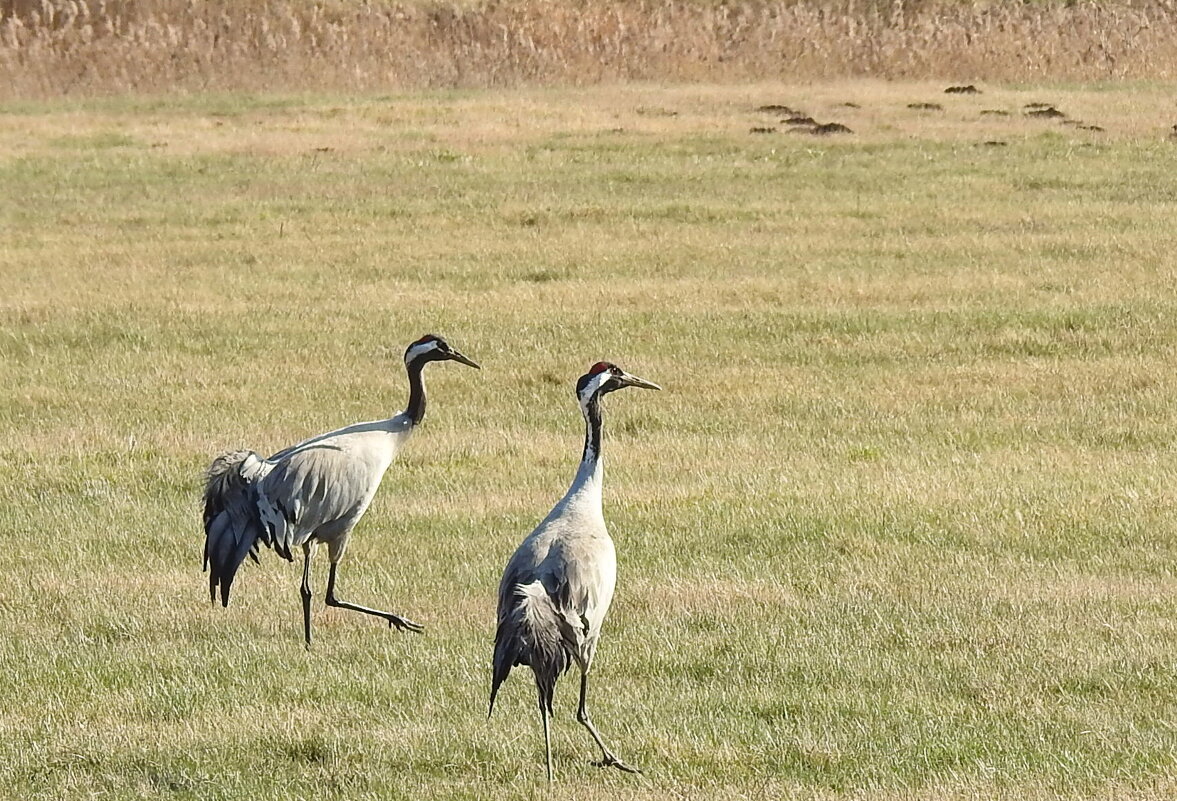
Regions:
[[405, 340, 441, 366], [577, 372, 611, 408]]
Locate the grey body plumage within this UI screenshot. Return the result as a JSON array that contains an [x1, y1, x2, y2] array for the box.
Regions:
[[490, 361, 660, 781], [202, 335, 479, 646]]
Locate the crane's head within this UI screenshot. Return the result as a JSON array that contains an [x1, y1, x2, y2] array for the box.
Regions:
[[575, 361, 661, 408], [404, 334, 480, 370]]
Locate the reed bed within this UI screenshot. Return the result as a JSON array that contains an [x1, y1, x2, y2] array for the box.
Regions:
[[2, 0, 1177, 99]]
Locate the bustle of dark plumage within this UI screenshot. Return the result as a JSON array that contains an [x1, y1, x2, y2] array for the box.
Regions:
[[202, 450, 276, 607], [489, 581, 578, 717]]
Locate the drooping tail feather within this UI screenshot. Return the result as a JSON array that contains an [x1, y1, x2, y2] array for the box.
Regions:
[[489, 581, 574, 717], [203, 450, 273, 608]]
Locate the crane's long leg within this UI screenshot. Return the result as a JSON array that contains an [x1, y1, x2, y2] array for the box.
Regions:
[[324, 562, 424, 634], [300, 544, 314, 649], [576, 672, 641, 774], [540, 695, 554, 783]]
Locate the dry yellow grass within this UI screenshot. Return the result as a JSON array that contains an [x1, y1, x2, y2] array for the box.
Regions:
[[3, 0, 1177, 100]]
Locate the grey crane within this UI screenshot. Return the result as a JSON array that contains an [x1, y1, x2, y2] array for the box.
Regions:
[[202, 334, 480, 646], [489, 361, 660, 781]]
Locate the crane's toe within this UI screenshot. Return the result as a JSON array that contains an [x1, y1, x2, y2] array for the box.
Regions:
[[593, 755, 642, 775], [387, 614, 425, 634]]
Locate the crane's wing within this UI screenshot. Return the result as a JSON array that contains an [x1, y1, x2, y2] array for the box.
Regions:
[[496, 522, 611, 627], [255, 442, 379, 558]]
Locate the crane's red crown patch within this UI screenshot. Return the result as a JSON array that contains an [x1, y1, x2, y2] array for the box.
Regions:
[[588, 361, 615, 375]]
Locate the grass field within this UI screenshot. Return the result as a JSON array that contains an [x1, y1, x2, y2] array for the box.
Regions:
[[1, 82, 1176, 800]]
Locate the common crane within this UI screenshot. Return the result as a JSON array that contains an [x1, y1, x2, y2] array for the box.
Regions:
[[202, 334, 480, 646], [489, 361, 659, 781]]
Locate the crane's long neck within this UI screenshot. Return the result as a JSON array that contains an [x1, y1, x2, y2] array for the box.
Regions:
[[404, 360, 427, 426], [567, 393, 604, 504]]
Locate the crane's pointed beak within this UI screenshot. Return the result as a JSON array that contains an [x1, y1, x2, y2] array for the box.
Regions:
[[449, 350, 481, 369], [619, 372, 661, 391]]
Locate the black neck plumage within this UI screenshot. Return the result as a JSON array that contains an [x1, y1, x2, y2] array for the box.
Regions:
[[580, 392, 603, 469], [405, 360, 427, 425]]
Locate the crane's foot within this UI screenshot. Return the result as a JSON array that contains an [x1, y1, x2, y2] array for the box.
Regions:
[[384, 613, 425, 634], [323, 590, 425, 634], [592, 754, 642, 775]]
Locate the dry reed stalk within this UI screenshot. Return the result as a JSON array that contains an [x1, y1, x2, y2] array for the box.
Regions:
[[1, 0, 1176, 99]]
